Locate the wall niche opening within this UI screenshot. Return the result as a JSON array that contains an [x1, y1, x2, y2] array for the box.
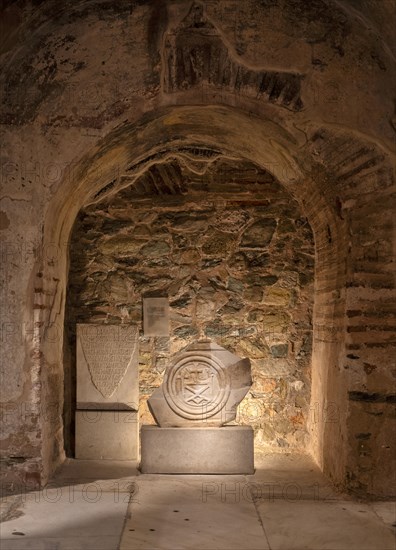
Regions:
[[64, 156, 314, 459]]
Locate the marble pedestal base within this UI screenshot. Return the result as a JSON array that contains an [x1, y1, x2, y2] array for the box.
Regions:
[[140, 425, 254, 474], [75, 410, 138, 460]]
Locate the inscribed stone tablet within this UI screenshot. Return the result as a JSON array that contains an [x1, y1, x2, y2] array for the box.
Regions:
[[143, 297, 169, 336], [77, 324, 138, 410]]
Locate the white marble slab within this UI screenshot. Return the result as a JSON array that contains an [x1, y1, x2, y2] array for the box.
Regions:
[[0, 486, 129, 550], [120, 477, 269, 550], [255, 499, 396, 550]]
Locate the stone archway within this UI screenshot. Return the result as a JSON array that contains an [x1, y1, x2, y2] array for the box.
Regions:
[[1, 0, 394, 500], [65, 153, 316, 459], [35, 104, 347, 486]]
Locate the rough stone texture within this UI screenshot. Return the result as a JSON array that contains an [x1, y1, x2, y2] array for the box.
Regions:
[[66, 158, 314, 451], [0, 0, 395, 498], [140, 425, 254, 474]]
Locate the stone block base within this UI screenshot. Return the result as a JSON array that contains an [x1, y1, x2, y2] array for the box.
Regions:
[[75, 410, 138, 460], [140, 425, 254, 474]]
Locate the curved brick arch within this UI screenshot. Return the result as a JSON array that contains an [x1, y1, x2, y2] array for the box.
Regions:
[[34, 104, 350, 485]]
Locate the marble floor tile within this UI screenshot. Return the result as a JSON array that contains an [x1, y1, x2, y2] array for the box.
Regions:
[[256, 499, 396, 550], [120, 478, 269, 550]]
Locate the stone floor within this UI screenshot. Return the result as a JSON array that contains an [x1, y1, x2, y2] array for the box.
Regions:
[[0, 454, 395, 550]]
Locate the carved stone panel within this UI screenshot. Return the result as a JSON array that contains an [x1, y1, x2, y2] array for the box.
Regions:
[[148, 340, 252, 427], [76, 324, 138, 410], [164, 354, 231, 421]]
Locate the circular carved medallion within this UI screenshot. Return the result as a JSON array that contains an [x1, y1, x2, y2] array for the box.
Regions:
[[164, 353, 231, 420]]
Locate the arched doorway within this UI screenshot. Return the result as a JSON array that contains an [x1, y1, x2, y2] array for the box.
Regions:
[[37, 105, 347, 485], [64, 154, 315, 459]]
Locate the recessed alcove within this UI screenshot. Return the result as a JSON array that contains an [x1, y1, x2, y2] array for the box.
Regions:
[[27, 104, 355, 495], [64, 154, 315, 459], [1, 4, 395, 548]]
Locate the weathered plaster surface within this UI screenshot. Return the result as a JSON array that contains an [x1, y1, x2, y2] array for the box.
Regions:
[[0, 0, 394, 497]]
